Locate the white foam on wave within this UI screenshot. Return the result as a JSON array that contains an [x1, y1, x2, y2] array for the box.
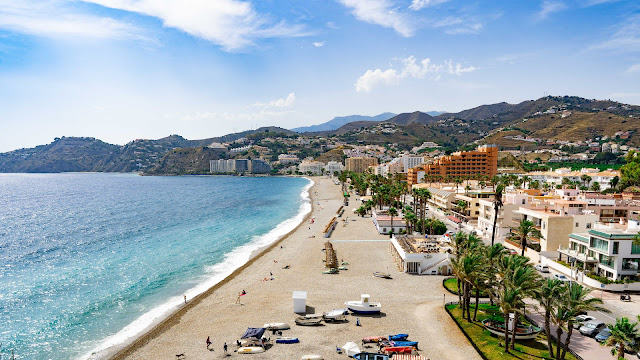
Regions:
[[82, 178, 313, 360]]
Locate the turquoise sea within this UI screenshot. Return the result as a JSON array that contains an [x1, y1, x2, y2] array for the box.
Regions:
[[0, 173, 311, 360]]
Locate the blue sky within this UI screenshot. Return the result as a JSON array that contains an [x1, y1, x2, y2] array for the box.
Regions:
[[0, 0, 639, 151]]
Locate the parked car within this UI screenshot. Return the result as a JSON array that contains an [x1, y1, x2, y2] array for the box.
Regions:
[[535, 264, 550, 273], [579, 320, 606, 337], [507, 249, 518, 255], [573, 315, 596, 329], [595, 328, 612, 343], [553, 274, 570, 282]]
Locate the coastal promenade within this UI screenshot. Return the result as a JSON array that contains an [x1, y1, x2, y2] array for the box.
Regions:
[[108, 177, 480, 360]]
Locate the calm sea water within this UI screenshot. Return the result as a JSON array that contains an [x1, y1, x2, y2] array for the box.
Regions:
[[0, 173, 311, 360]]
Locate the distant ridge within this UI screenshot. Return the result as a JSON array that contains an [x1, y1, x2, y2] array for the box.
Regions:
[[386, 111, 437, 125], [292, 113, 396, 133]]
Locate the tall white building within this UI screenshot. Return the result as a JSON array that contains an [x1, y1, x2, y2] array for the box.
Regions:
[[298, 161, 325, 175], [325, 161, 345, 174]]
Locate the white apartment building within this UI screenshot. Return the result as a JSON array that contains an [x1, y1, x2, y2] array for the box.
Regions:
[[278, 154, 300, 164], [477, 192, 533, 241], [324, 161, 345, 174], [560, 220, 640, 281], [298, 161, 325, 175]]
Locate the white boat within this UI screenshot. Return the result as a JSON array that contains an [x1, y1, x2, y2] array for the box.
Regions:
[[373, 272, 392, 279], [237, 346, 265, 354], [345, 294, 381, 314], [301, 355, 323, 360], [481, 319, 542, 340], [263, 322, 290, 330], [322, 309, 348, 322]]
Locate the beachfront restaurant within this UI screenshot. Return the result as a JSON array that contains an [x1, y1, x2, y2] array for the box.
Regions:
[[389, 235, 453, 275]]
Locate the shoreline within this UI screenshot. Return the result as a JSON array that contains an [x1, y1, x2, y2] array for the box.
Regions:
[[88, 177, 315, 360]]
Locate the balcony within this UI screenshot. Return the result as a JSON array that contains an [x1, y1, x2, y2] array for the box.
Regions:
[[557, 246, 598, 263]]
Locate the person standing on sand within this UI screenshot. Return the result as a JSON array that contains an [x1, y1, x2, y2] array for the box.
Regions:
[[206, 336, 212, 349], [236, 290, 246, 304], [224, 342, 228, 354], [183, 295, 187, 304]]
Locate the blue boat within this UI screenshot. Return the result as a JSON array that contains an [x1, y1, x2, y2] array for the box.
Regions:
[[388, 333, 409, 341], [276, 337, 299, 344], [353, 353, 389, 360], [392, 340, 418, 348]]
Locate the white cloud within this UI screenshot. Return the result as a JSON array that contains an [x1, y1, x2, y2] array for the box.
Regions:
[[445, 23, 483, 34], [0, 0, 138, 39], [81, 0, 309, 50], [337, 0, 414, 37], [409, 0, 450, 11], [254, 93, 296, 108], [355, 56, 477, 92], [589, 15, 640, 53], [627, 64, 640, 73], [535, 1, 567, 21], [313, 41, 325, 47]]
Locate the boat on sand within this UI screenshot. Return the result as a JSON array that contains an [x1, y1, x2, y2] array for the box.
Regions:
[[301, 355, 323, 360], [353, 353, 389, 360], [322, 309, 348, 322], [263, 322, 290, 330], [345, 294, 382, 314], [237, 346, 265, 354], [362, 336, 387, 343], [295, 315, 323, 326], [373, 272, 392, 279], [275, 337, 299, 344]]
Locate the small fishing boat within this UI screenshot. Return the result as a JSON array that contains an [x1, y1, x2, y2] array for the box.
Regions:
[[345, 294, 382, 314], [237, 346, 265, 354], [322, 309, 348, 322], [481, 319, 542, 340], [301, 355, 323, 360], [353, 353, 389, 360], [382, 346, 414, 355], [388, 333, 408, 341], [362, 336, 387, 343], [322, 268, 338, 274], [275, 337, 300, 344], [392, 341, 418, 348], [295, 315, 323, 326], [263, 322, 290, 330], [373, 272, 392, 279]]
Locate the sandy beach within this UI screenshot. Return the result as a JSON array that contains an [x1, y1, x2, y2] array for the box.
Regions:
[[108, 177, 480, 360]]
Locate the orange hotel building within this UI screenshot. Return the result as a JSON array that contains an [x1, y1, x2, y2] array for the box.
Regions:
[[407, 144, 498, 186]]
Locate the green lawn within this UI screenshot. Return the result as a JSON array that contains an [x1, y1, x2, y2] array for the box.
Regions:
[[446, 303, 578, 360], [443, 278, 488, 297]]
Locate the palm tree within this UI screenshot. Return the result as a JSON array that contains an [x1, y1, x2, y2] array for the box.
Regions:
[[555, 284, 608, 360], [356, 206, 367, 217], [590, 182, 601, 192], [611, 176, 620, 191], [388, 207, 398, 237], [491, 184, 504, 246], [536, 278, 566, 356], [511, 219, 543, 257], [456, 200, 468, 231], [605, 317, 639, 359], [581, 174, 592, 188]]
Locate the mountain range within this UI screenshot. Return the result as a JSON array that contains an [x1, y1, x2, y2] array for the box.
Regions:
[[291, 111, 445, 133], [1, 96, 638, 173]]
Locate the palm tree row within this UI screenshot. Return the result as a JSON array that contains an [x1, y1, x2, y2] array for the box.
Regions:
[[451, 230, 607, 359]]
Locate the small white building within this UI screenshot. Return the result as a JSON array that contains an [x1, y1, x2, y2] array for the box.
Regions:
[[389, 235, 453, 275]]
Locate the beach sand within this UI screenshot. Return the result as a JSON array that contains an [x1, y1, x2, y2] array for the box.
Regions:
[[109, 177, 480, 360]]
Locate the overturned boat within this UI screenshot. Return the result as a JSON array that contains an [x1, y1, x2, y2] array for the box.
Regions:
[[373, 272, 392, 279]]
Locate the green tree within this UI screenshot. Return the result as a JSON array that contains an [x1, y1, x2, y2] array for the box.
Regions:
[[590, 182, 601, 192], [356, 206, 367, 217], [388, 207, 398, 237], [511, 219, 544, 257], [604, 317, 639, 359], [535, 278, 566, 356], [491, 184, 504, 247]]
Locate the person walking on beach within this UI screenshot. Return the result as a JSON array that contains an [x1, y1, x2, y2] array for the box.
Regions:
[[236, 289, 246, 304], [206, 336, 212, 349], [183, 295, 187, 304], [224, 342, 228, 354]]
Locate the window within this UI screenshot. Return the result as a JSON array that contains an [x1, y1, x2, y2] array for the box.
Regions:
[[633, 243, 640, 255], [622, 258, 640, 271], [590, 237, 609, 252], [575, 222, 579, 227], [522, 199, 526, 204], [586, 223, 591, 229], [599, 254, 615, 268], [613, 242, 619, 255]]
